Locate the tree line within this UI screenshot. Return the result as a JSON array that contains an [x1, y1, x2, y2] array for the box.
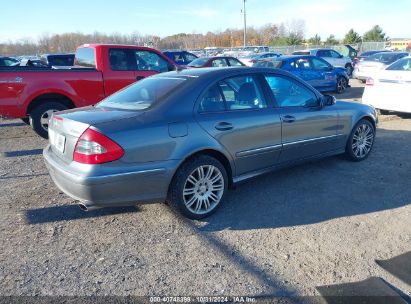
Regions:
[[0, 23, 389, 56]]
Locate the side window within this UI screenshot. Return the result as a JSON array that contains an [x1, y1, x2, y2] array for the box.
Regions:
[[228, 58, 243, 66], [184, 53, 197, 63], [199, 85, 225, 113], [264, 75, 319, 107], [219, 76, 267, 110], [212, 59, 228, 67], [109, 49, 131, 71], [292, 58, 311, 69], [317, 50, 331, 58], [134, 50, 169, 72], [311, 58, 331, 69], [330, 50, 341, 58]]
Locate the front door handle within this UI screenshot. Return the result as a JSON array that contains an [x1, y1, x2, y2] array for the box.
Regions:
[[136, 76, 145, 81], [215, 122, 233, 131], [282, 115, 296, 123]]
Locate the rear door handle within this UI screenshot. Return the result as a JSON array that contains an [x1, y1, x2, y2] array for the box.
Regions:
[[215, 122, 233, 131], [282, 115, 296, 123], [136, 76, 145, 81]]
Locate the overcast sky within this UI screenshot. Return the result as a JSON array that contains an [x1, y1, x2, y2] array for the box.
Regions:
[[1, 0, 410, 42]]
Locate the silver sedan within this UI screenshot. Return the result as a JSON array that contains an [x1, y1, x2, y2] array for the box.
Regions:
[[44, 67, 377, 219]]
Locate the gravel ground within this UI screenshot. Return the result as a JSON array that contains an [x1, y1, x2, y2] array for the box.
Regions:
[[0, 80, 410, 300]]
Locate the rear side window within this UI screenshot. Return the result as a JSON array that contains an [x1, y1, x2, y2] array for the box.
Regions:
[[97, 77, 186, 110], [75, 48, 96, 68], [264, 75, 318, 107], [317, 50, 331, 57], [228, 58, 243, 66], [109, 49, 131, 71]]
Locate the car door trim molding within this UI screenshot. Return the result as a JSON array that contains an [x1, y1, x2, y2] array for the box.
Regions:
[[236, 144, 282, 158], [283, 134, 344, 148]]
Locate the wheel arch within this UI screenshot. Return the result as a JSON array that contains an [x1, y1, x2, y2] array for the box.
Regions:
[[26, 93, 75, 115], [172, 148, 235, 188]]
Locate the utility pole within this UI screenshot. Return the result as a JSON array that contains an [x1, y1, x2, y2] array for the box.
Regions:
[[242, 0, 247, 48]]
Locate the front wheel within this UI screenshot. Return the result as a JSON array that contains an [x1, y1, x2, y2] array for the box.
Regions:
[[167, 155, 228, 219], [29, 102, 68, 139], [336, 77, 348, 94], [345, 64, 353, 76], [345, 119, 375, 161]]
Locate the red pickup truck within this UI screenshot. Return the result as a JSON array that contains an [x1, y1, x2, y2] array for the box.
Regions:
[[0, 44, 177, 138]]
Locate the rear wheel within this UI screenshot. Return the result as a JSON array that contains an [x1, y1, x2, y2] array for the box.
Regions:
[[167, 155, 228, 220], [29, 102, 68, 139], [336, 77, 348, 94], [345, 119, 375, 161]]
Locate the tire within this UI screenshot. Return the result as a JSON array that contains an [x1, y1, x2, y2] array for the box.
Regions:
[[336, 76, 348, 94], [345, 64, 353, 76], [345, 119, 375, 162], [166, 155, 228, 220], [29, 102, 68, 139], [21, 118, 30, 125]]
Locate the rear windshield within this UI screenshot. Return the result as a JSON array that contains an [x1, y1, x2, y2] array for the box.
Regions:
[[188, 57, 208, 67], [74, 47, 96, 68], [47, 55, 74, 66], [97, 77, 186, 110]]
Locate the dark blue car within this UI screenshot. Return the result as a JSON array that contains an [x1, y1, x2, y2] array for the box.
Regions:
[[163, 51, 198, 66], [253, 55, 349, 93]]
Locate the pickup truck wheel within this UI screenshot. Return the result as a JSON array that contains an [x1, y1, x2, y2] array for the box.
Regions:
[[29, 102, 68, 139]]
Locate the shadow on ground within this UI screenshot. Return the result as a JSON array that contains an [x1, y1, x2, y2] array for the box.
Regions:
[[25, 205, 139, 224], [198, 127, 411, 232], [1, 148, 43, 158]]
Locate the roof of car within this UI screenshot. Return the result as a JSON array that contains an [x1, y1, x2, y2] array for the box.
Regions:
[[153, 66, 302, 80]]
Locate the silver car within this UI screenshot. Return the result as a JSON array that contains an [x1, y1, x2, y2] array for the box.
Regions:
[[44, 67, 378, 219]]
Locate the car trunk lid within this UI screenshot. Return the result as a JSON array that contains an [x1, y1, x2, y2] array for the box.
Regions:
[[48, 106, 140, 163]]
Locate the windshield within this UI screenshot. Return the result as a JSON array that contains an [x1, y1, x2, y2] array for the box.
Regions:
[[97, 77, 186, 110], [187, 57, 208, 67], [365, 53, 406, 64]]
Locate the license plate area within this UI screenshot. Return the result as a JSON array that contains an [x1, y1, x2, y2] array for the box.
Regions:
[[49, 129, 66, 153]]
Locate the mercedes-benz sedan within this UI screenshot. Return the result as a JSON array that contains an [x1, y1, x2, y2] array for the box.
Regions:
[[44, 67, 377, 219]]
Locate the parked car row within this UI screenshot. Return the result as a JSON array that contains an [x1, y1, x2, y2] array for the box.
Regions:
[[0, 54, 75, 68]]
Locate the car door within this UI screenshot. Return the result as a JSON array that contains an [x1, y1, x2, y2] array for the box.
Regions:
[[263, 74, 339, 163], [104, 48, 137, 96], [330, 50, 345, 67], [292, 58, 320, 87], [195, 74, 282, 175], [310, 57, 337, 90]]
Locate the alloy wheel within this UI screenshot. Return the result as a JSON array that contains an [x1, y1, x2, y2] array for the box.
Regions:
[[182, 165, 224, 215], [352, 123, 374, 158], [40, 109, 58, 132]]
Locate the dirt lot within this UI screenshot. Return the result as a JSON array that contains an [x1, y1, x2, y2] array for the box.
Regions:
[[1, 80, 410, 300]]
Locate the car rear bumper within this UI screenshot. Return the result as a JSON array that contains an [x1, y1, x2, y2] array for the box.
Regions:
[[43, 145, 177, 208]]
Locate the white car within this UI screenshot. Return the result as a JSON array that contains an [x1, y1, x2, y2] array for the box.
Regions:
[[292, 48, 353, 75], [353, 52, 409, 82], [362, 56, 411, 113]]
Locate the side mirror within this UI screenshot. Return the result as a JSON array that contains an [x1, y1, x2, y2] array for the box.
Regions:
[[322, 94, 336, 106], [168, 63, 177, 71], [339, 54, 344, 58]]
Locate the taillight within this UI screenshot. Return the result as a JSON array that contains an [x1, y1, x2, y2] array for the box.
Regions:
[[366, 78, 374, 86], [73, 128, 124, 164]]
